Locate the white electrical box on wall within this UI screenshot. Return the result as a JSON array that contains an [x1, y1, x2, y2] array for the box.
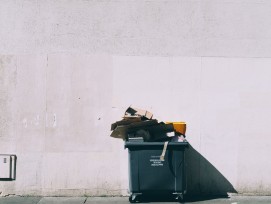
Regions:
[[0, 155, 16, 180]]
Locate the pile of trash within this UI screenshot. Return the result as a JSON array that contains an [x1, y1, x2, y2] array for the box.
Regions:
[[110, 106, 187, 143]]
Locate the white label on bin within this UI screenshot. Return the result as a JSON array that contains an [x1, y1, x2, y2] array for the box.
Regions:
[[150, 156, 164, 167]]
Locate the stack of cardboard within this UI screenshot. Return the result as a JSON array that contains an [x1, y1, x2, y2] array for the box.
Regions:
[[110, 106, 176, 142]]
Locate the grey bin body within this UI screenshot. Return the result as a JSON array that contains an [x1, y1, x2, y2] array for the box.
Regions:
[[125, 142, 189, 203]]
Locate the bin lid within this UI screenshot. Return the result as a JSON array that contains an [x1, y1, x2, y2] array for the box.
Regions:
[[124, 141, 189, 148]]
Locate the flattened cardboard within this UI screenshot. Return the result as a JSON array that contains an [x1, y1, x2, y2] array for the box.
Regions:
[[111, 117, 141, 131], [110, 119, 158, 140], [110, 106, 183, 141]]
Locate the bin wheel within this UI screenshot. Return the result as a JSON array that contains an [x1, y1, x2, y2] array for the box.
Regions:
[[175, 194, 184, 203], [129, 194, 141, 203]]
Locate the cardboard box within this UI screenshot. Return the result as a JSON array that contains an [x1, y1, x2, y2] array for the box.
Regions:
[[124, 106, 153, 120]]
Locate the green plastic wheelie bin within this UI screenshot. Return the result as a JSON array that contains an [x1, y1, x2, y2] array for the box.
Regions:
[[125, 141, 189, 203]]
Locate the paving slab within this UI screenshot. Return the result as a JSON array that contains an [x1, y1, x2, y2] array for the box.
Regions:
[[0, 196, 41, 204], [37, 197, 86, 204], [226, 196, 271, 204], [85, 197, 128, 204], [180, 196, 271, 204]]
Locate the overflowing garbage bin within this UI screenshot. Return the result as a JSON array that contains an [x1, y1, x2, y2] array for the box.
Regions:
[[125, 141, 188, 203], [110, 106, 189, 203]]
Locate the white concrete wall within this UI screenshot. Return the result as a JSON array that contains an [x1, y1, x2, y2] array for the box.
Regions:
[[1, 0, 271, 196]]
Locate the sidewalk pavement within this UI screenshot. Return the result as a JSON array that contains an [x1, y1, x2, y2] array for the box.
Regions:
[[1, 196, 271, 204]]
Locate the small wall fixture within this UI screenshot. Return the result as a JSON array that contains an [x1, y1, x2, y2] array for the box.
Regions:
[[0, 154, 17, 180]]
